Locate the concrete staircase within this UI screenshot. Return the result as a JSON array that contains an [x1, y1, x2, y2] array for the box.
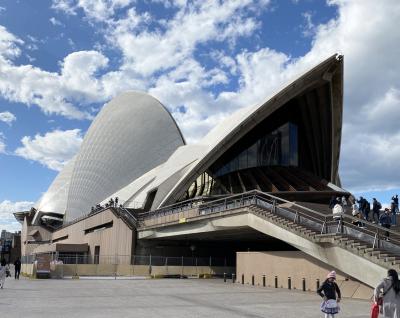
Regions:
[[248, 205, 400, 272]]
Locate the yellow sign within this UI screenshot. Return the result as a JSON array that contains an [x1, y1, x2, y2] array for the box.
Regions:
[[179, 218, 186, 223]]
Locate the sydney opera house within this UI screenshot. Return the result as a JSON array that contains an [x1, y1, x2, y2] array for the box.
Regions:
[[15, 54, 353, 269]]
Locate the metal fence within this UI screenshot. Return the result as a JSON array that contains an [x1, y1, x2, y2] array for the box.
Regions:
[[22, 254, 232, 266]]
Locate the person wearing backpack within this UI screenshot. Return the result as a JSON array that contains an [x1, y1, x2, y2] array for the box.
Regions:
[[372, 198, 382, 223], [374, 269, 400, 317]]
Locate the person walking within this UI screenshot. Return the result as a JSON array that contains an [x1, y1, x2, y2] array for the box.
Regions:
[[341, 196, 348, 213], [332, 202, 344, 233], [14, 257, 21, 280], [374, 269, 400, 317], [372, 198, 382, 224], [392, 202, 397, 226], [380, 208, 392, 241], [317, 271, 341, 318], [0, 259, 7, 289], [364, 199, 371, 222]]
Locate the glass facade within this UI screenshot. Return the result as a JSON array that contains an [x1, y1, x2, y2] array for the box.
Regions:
[[213, 122, 298, 177]]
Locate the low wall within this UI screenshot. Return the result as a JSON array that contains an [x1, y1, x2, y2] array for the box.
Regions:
[[237, 251, 373, 300], [49, 264, 234, 278]]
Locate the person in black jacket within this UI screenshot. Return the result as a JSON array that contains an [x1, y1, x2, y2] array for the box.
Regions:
[[14, 257, 21, 280], [380, 208, 392, 240], [317, 271, 341, 318]]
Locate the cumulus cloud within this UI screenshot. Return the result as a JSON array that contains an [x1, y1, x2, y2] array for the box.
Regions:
[[0, 0, 398, 195], [108, 1, 267, 77], [15, 129, 83, 171], [0, 25, 24, 59], [0, 111, 16, 126], [52, 0, 135, 22], [0, 200, 34, 232], [0, 30, 109, 119]]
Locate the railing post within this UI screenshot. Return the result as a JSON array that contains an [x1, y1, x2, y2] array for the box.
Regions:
[[181, 256, 184, 278], [377, 228, 380, 249], [321, 217, 326, 234], [149, 254, 152, 275]]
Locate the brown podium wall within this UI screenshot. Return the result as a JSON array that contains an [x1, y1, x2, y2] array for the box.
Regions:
[[237, 251, 373, 299]]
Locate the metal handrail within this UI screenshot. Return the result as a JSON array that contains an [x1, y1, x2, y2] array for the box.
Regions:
[[139, 190, 400, 253]]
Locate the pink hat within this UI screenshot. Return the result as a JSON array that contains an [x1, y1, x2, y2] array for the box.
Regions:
[[327, 271, 336, 279]]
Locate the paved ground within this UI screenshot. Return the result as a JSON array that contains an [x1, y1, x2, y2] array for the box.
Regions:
[[0, 277, 370, 318]]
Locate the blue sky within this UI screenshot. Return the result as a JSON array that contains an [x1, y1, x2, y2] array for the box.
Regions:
[[0, 0, 399, 231]]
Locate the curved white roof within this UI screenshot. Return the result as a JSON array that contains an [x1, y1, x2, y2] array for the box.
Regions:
[[157, 54, 343, 207], [37, 91, 185, 221], [35, 156, 77, 217], [105, 54, 343, 211], [104, 144, 207, 210]]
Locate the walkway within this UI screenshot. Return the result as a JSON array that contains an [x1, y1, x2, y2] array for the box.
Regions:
[[1, 278, 369, 317]]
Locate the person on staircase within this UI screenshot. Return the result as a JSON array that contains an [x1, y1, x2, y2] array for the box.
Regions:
[[380, 208, 392, 241], [332, 202, 344, 233], [391, 201, 397, 226], [372, 198, 382, 224]]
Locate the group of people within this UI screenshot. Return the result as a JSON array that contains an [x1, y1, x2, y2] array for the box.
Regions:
[[317, 268, 400, 317], [0, 258, 21, 289], [90, 197, 120, 213], [329, 194, 399, 240]]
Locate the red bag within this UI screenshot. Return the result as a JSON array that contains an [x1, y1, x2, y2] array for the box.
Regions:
[[371, 302, 379, 318]]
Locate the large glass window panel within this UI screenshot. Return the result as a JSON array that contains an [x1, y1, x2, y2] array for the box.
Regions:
[[213, 122, 298, 177]]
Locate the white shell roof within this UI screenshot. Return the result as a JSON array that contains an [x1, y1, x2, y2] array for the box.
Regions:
[[37, 91, 185, 221], [104, 144, 207, 210], [156, 54, 343, 207], [35, 156, 77, 217], [35, 54, 342, 222], [105, 54, 343, 211]]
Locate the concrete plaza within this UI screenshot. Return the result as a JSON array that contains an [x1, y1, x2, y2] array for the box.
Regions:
[[0, 277, 370, 318]]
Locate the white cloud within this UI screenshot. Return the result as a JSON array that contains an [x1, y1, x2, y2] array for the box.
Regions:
[[49, 17, 64, 26], [0, 0, 398, 195], [0, 200, 34, 232], [0, 25, 24, 59], [0, 132, 6, 153], [109, 1, 267, 77], [0, 111, 16, 126], [52, 0, 135, 21], [15, 129, 83, 171], [301, 11, 316, 37], [0, 30, 109, 119]]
